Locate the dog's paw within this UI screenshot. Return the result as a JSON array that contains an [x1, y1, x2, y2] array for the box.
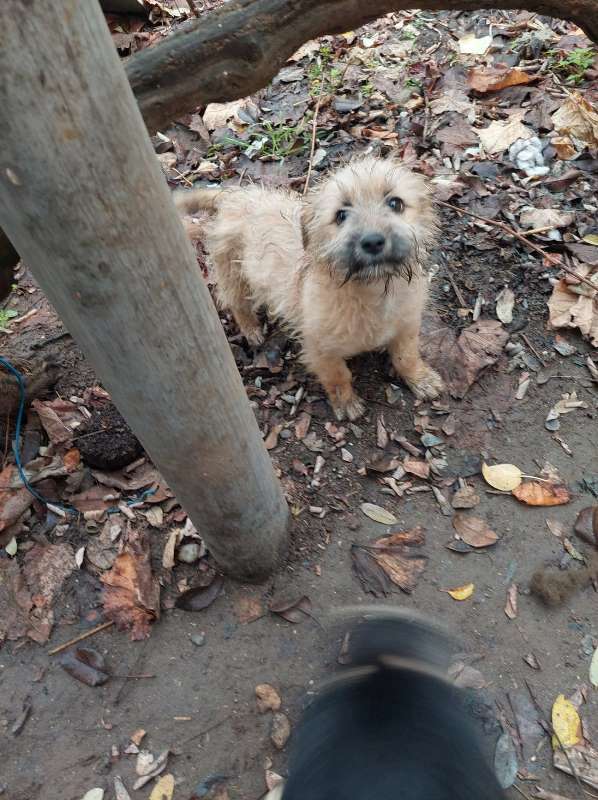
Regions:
[[403, 365, 444, 400], [332, 393, 365, 422]]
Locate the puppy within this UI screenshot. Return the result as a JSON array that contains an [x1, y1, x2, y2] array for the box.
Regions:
[[174, 157, 444, 420], [280, 608, 504, 800]]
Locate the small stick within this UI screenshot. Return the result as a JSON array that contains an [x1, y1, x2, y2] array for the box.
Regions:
[[436, 200, 597, 292], [521, 333, 547, 367], [445, 267, 467, 307], [48, 621, 114, 655], [303, 72, 326, 196]]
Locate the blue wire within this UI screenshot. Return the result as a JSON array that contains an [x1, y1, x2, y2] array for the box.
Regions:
[[0, 355, 155, 515]]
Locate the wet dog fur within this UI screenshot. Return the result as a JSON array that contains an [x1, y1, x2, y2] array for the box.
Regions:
[[174, 156, 444, 420]]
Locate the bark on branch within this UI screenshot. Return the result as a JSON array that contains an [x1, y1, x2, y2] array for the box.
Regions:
[[127, 0, 598, 134]]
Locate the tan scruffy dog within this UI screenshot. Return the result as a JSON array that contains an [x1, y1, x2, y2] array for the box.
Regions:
[[174, 156, 444, 420]]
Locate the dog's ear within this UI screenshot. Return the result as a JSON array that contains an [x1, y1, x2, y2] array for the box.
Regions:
[[300, 201, 313, 250]]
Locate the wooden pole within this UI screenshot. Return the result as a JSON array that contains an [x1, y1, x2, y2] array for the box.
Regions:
[[0, 0, 288, 582]]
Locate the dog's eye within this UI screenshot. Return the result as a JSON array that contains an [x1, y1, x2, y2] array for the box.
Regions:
[[387, 196, 405, 213], [335, 209, 349, 225]]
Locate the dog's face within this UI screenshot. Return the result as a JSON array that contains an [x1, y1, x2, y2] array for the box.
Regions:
[[302, 157, 437, 284]]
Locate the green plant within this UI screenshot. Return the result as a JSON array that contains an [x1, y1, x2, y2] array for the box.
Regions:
[[0, 308, 17, 331], [405, 77, 422, 89], [222, 121, 309, 161], [361, 81, 375, 97], [549, 47, 596, 84]]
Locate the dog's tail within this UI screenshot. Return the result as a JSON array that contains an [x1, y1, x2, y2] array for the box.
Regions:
[[172, 186, 227, 215], [338, 606, 454, 677]]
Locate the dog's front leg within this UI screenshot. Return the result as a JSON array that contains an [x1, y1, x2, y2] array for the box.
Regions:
[[389, 324, 444, 400], [304, 347, 365, 421]]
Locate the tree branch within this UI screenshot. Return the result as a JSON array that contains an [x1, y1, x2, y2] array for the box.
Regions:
[[126, 0, 598, 133]]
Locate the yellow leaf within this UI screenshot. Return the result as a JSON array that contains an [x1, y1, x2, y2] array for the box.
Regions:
[[482, 463, 523, 491], [360, 502, 398, 525], [445, 583, 475, 601], [552, 695, 581, 749], [583, 234, 598, 246], [149, 774, 175, 800]]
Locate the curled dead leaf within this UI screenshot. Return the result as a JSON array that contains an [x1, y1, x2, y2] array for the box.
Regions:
[[512, 482, 571, 506], [504, 583, 518, 620], [60, 647, 109, 687], [444, 583, 475, 601], [452, 513, 498, 548], [176, 575, 224, 612], [255, 683, 281, 713], [269, 593, 313, 624], [468, 66, 534, 93]]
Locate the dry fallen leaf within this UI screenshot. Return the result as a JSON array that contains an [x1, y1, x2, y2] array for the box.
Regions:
[[520, 208, 575, 229], [269, 593, 313, 623], [360, 502, 398, 525], [271, 712, 291, 750], [0, 465, 34, 533], [424, 318, 509, 399], [445, 583, 475, 601], [478, 111, 532, 154], [101, 531, 160, 639], [452, 513, 498, 547], [504, 583, 518, 619], [60, 647, 109, 687], [203, 98, 250, 130], [495, 287, 515, 324], [548, 274, 598, 348], [512, 481, 571, 506], [552, 92, 598, 150], [149, 774, 175, 800], [468, 65, 534, 93], [352, 527, 427, 595], [554, 742, 598, 789], [482, 462, 523, 491], [552, 694, 582, 749], [235, 595, 264, 623], [451, 485, 480, 509], [176, 575, 224, 612], [403, 458, 430, 479]]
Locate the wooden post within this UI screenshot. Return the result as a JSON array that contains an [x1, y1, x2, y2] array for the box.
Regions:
[[0, 0, 288, 582]]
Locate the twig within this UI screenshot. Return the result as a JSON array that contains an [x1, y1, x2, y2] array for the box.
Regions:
[[48, 621, 114, 655], [436, 200, 597, 292], [445, 267, 467, 307], [303, 74, 326, 196], [521, 333, 547, 368]]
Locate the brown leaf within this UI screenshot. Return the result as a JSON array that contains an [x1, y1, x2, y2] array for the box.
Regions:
[[70, 485, 114, 514], [59, 646, 109, 687], [271, 712, 291, 750], [478, 111, 532, 154], [0, 465, 34, 532], [101, 531, 160, 639], [63, 448, 81, 472], [234, 594, 264, 623], [294, 412, 311, 440], [376, 416, 389, 449], [269, 593, 312, 623], [351, 546, 393, 596], [548, 276, 598, 347], [403, 458, 430, 479], [23, 543, 76, 608], [468, 66, 534, 93], [452, 513, 498, 548], [292, 459, 309, 477], [552, 92, 598, 150], [31, 398, 83, 446], [353, 526, 427, 595], [0, 559, 33, 643], [504, 583, 518, 619], [423, 318, 509, 399], [451, 485, 480, 509], [574, 506, 598, 546], [512, 481, 571, 506], [176, 575, 224, 612], [264, 423, 283, 450]]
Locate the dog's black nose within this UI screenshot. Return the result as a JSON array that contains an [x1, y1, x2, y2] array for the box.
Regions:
[[360, 232, 385, 255]]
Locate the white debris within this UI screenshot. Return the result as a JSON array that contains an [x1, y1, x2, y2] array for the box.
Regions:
[[509, 136, 550, 178]]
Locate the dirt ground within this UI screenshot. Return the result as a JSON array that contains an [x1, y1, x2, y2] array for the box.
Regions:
[[1, 5, 598, 800]]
